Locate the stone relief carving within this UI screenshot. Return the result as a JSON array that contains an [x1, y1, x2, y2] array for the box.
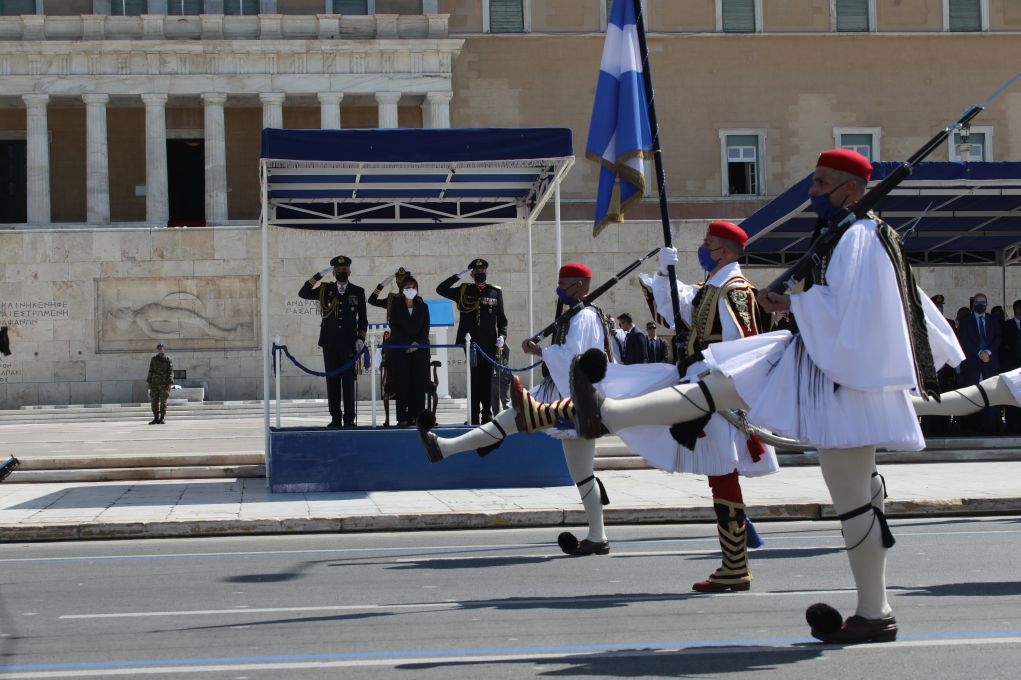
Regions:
[[97, 276, 259, 352]]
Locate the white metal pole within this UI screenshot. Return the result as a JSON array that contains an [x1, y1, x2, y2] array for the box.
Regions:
[[260, 162, 271, 485], [555, 183, 562, 270], [527, 217, 534, 388], [464, 333, 472, 425], [274, 335, 281, 429], [370, 333, 378, 427]]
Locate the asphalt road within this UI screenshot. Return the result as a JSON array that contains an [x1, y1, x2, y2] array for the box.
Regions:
[[1, 517, 1020, 679]]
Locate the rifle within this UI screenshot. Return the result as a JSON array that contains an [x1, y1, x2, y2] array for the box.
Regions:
[[528, 248, 660, 344], [768, 70, 1021, 295]]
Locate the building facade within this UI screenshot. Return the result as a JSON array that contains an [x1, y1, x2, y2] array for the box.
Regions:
[[0, 0, 1019, 406]]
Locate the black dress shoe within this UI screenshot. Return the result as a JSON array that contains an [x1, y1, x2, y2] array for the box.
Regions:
[[811, 614, 898, 644], [558, 532, 610, 556], [326, 420, 344, 429], [148, 418, 159, 425]]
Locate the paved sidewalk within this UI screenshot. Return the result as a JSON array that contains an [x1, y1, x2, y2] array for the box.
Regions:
[[2, 461, 1019, 542]]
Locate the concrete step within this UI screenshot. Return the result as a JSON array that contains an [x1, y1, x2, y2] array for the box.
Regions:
[[14, 453, 263, 470], [7, 465, 264, 483]]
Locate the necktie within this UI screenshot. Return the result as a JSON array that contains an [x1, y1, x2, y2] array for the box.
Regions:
[[978, 316, 986, 345]]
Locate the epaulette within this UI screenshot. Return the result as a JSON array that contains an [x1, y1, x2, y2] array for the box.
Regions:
[[488, 284, 502, 290]]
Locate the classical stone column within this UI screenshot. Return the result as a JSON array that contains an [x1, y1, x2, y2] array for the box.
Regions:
[[425, 91, 453, 129], [22, 94, 51, 225], [141, 93, 169, 226], [202, 92, 228, 224], [318, 92, 343, 129], [83, 93, 110, 224], [375, 91, 401, 129], [260, 92, 284, 129]]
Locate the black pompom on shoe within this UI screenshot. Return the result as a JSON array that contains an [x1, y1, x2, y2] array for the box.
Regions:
[[575, 348, 608, 384], [557, 532, 579, 555], [806, 602, 844, 640]]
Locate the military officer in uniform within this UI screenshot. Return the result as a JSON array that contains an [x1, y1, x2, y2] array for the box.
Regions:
[[146, 341, 173, 424], [299, 255, 368, 428], [436, 258, 508, 424]]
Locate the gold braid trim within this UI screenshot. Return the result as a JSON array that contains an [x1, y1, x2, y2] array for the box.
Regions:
[[318, 284, 340, 318]]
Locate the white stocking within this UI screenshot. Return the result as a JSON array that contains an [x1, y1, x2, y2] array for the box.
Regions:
[[819, 447, 892, 620], [912, 373, 1016, 416], [602, 371, 747, 432], [435, 408, 520, 458], [561, 438, 606, 543]]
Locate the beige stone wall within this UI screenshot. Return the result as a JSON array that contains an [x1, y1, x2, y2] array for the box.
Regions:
[[763, 0, 830, 32], [877, 0, 942, 31], [0, 221, 1014, 408]]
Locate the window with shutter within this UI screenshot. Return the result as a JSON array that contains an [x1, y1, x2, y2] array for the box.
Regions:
[[839, 133, 874, 160], [948, 0, 982, 32], [167, 0, 203, 15], [111, 0, 147, 16], [724, 133, 761, 195], [333, 0, 370, 14], [950, 130, 989, 161], [489, 0, 525, 33], [0, 0, 37, 15], [721, 0, 755, 33], [223, 0, 258, 14], [835, 0, 869, 32]]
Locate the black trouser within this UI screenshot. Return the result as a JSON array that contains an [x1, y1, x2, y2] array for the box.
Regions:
[[390, 347, 429, 423], [323, 346, 356, 425], [470, 353, 494, 424]]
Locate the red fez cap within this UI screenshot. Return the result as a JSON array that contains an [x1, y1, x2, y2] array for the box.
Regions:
[[817, 148, 872, 181], [707, 220, 748, 246], [559, 262, 592, 279]]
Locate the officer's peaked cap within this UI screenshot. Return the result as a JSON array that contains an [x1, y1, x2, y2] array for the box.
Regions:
[[469, 258, 489, 270], [330, 255, 352, 267]]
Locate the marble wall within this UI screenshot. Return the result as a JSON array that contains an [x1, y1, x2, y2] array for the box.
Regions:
[[0, 222, 1016, 409]]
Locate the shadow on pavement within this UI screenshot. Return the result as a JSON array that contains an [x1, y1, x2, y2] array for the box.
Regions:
[[894, 581, 1021, 597]]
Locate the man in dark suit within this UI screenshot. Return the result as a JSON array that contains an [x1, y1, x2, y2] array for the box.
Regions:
[[1001, 299, 1021, 432], [958, 292, 1002, 434], [299, 255, 368, 428], [436, 257, 508, 424], [644, 322, 668, 363], [616, 313, 648, 365]]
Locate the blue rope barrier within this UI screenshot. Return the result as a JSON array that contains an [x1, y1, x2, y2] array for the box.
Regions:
[[472, 343, 543, 372], [273, 343, 369, 378], [272, 342, 465, 378]]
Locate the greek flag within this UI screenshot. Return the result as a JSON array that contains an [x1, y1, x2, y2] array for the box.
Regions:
[[586, 0, 652, 237]]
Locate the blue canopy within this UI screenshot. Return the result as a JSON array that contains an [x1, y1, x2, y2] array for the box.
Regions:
[[741, 161, 1021, 266], [259, 128, 574, 232]]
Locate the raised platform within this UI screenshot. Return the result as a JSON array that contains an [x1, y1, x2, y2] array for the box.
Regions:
[[269, 425, 572, 493]]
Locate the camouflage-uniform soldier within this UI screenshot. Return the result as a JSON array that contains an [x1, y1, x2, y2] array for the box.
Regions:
[[146, 342, 173, 425]]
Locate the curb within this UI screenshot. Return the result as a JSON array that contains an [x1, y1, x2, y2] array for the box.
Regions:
[[3, 497, 1019, 543]]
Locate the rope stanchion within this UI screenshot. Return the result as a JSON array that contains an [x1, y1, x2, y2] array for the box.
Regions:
[[472, 343, 544, 372]]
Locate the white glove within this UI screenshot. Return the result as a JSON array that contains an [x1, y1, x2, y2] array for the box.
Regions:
[[355, 339, 365, 352], [658, 247, 679, 274], [318, 267, 333, 278], [458, 268, 472, 279], [378, 273, 395, 288], [496, 336, 505, 349]]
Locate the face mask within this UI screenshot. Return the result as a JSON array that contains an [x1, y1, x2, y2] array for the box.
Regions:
[[810, 184, 852, 223], [556, 286, 577, 305], [335, 272, 349, 283], [403, 288, 417, 300], [973, 302, 987, 314], [473, 272, 487, 284], [697, 246, 720, 272]]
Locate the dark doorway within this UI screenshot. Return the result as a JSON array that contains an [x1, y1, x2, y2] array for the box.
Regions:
[[0, 140, 27, 224], [167, 138, 205, 227]]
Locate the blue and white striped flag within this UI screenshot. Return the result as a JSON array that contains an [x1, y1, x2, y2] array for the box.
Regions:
[[586, 0, 652, 237]]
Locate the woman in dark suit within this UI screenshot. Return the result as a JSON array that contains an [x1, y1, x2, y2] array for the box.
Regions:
[[386, 276, 431, 426]]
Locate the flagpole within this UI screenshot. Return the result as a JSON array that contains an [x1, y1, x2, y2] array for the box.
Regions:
[[631, 0, 684, 343]]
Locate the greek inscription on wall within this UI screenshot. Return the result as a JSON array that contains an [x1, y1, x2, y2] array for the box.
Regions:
[[0, 301, 70, 328], [0, 361, 20, 384], [96, 276, 260, 352], [285, 299, 320, 316]]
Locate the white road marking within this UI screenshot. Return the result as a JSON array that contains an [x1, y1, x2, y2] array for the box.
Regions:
[[2, 636, 1020, 678]]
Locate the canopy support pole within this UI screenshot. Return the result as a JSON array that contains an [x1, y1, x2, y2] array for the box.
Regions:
[[555, 183, 562, 270], [527, 215, 534, 389], [260, 161, 271, 487]]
